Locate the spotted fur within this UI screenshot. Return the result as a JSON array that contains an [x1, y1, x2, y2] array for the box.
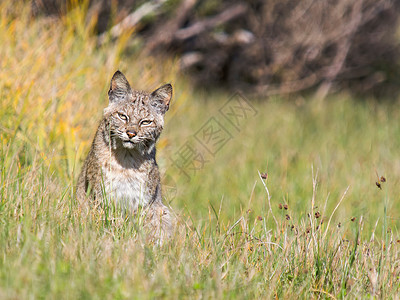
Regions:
[[76, 71, 173, 240]]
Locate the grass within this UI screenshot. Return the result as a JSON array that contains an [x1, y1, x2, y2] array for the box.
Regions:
[[1, 2, 400, 298]]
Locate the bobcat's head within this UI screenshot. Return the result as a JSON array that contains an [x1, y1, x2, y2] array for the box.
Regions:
[[103, 71, 172, 154]]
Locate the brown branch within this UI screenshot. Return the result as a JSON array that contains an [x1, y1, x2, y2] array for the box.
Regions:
[[174, 3, 248, 41], [314, 0, 364, 100], [98, 0, 168, 45], [146, 0, 198, 51]]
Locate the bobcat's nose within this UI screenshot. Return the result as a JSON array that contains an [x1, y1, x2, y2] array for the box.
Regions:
[[126, 130, 137, 138]]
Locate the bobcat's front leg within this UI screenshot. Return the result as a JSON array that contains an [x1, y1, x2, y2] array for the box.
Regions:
[[143, 202, 174, 243]]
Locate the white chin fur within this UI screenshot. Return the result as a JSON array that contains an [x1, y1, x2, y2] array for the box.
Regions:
[[122, 141, 135, 149]]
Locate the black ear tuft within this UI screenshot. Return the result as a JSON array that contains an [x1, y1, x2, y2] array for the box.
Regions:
[[108, 71, 132, 103], [150, 84, 173, 114]]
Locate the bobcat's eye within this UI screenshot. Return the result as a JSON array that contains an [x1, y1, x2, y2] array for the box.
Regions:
[[117, 113, 128, 121], [140, 120, 152, 126]]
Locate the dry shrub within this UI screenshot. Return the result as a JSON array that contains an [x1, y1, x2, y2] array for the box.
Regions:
[[29, 0, 400, 98], [173, 0, 400, 98]]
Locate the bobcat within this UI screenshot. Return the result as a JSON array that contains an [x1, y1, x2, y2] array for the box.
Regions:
[[76, 70, 173, 238]]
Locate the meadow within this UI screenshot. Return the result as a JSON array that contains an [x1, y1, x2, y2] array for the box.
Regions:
[[1, 2, 400, 298]]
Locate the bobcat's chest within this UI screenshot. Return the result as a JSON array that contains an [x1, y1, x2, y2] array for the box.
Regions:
[[101, 156, 152, 211]]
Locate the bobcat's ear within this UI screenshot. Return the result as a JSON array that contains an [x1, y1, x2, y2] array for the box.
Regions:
[[108, 71, 132, 103], [150, 84, 172, 114]]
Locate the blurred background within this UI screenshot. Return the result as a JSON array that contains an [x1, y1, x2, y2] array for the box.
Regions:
[[31, 0, 400, 98]]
